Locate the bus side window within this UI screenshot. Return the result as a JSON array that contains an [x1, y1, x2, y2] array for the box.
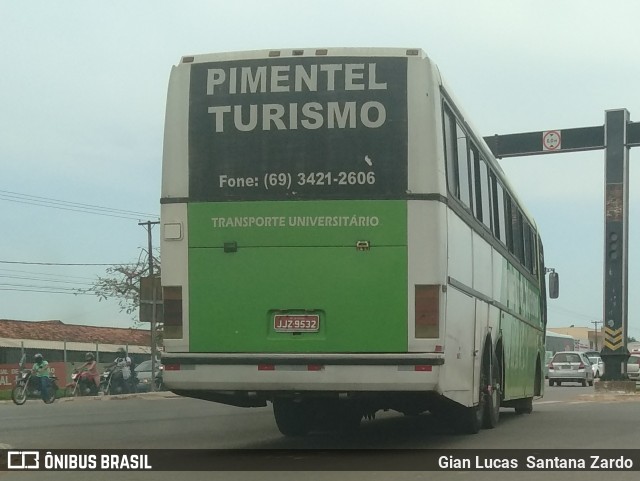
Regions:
[[470, 144, 480, 220], [492, 175, 507, 244], [504, 193, 514, 255], [531, 234, 539, 277], [443, 105, 458, 198], [455, 122, 472, 209], [523, 221, 533, 272], [511, 203, 525, 264], [476, 153, 492, 231]]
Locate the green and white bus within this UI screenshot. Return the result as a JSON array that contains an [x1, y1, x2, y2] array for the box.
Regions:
[[160, 48, 559, 435], [545, 331, 576, 354]]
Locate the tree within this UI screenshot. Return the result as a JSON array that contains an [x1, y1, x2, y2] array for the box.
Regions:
[[79, 248, 160, 319]]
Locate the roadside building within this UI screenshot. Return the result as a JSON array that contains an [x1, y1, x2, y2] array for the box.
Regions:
[[0, 319, 151, 390]]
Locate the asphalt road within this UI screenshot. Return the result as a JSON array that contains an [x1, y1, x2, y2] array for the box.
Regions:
[[1, 385, 639, 481]]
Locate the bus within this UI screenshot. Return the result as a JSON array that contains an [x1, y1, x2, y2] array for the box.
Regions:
[[159, 48, 559, 435], [545, 331, 575, 354]]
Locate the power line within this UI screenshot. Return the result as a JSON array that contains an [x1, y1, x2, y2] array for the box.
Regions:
[[0, 274, 94, 286], [0, 189, 158, 221], [0, 267, 96, 281], [0, 260, 134, 266], [0, 189, 157, 216], [0, 287, 95, 296], [548, 304, 599, 322], [0, 282, 85, 291]]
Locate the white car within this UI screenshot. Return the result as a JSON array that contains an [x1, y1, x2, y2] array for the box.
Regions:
[[134, 360, 164, 392], [548, 351, 594, 387], [587, 354, 605, 378], [627, 354, 640, 381]]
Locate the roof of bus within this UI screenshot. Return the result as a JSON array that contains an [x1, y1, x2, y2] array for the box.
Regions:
[[546, 330, 575, 339], [178, 47, 430, 64]]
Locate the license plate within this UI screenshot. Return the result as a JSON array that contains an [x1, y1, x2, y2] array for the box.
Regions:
[[273, 314, 320, 332]]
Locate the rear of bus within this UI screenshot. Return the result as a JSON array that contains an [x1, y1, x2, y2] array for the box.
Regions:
[[160, 48, 449, 424]]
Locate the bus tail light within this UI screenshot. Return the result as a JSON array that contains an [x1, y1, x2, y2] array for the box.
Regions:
[[163, 286, 183, 339], [414, 365, 433, 372], [415, 285, 440, 338]]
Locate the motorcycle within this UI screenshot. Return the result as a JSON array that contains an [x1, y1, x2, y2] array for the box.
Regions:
[[12, 355, 59, 405], [99, 365, 138, 395], [65, 369, 99, 397]]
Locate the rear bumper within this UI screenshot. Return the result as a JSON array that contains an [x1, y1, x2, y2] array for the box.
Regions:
[[161, 353, 444, 392], [548, 370, 590, 381], [627, 371, 640, 381]]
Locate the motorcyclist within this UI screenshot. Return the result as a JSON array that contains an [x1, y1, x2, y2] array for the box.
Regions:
[[76, 352, 100, 390], [31, 353, 51, 402], [107, 348, 132, 393]]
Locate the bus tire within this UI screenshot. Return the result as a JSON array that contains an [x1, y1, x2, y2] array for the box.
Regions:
[[482, 353, 501, 429], [273, 398, 312, 437]]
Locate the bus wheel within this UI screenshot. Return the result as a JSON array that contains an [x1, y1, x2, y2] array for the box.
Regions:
[[273, 398, 312, 437], [483, 355, 501, 429]]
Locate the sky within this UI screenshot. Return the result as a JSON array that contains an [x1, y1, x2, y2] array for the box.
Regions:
[[1, 0, 639, 339]]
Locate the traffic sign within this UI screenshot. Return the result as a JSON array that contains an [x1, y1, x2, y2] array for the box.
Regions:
[[542, 130, 561, 151]]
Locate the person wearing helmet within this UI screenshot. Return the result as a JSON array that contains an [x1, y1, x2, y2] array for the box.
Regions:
[[77, 352, 100, 390], [107, 347, 132, 393], [31, 353, 51, 402]]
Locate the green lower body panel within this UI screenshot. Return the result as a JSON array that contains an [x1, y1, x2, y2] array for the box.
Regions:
[[188, 200, 408, 353]]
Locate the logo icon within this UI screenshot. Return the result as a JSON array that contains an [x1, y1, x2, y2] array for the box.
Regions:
[[8, 451, 40, 470]]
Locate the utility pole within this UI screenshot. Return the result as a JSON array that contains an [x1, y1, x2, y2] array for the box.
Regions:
[[592, 320, 602, 351], [139, 220, 160, 391]]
